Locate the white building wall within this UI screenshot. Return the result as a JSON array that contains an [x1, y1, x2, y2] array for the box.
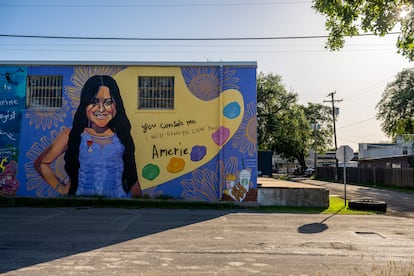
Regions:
[[359, 136, 414, 159]]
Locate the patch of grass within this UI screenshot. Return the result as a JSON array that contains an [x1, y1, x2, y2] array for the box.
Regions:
[[251, 196, 377, 214], [322, 196, 376, 215], [0, 195, 378, 215], [277, 174, 292, 181]]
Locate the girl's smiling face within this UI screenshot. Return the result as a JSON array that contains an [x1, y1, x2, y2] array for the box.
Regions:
[[86, 86, 116, 129]]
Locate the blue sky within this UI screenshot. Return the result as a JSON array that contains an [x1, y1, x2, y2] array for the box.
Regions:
[[1, 0, 412, 151]]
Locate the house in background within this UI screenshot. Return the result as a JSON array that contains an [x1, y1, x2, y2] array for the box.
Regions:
[[272, 151, 336, 174], [271, 153, 299, 174], [358, 136, 414, 168]]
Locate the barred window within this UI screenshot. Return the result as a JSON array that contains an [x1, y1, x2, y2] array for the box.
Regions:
[[138, 76, 174, 110], [26, 75, 63, 109], [403, 146, 408, 155]]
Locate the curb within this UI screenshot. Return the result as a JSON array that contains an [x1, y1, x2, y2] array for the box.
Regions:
[[0, 196, 259, 210]]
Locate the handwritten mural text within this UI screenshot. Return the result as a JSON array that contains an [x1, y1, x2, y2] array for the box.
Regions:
[[152, 144, 189, 159], [0, 111, 17, 123], [141, 119, 198, 134], [0, 99, 19, 106]]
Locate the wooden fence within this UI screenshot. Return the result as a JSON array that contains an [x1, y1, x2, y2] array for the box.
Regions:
[[316, 167, 414, 188]]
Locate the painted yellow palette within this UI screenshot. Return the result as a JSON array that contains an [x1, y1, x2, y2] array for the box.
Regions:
[[115, 67, 244, 189]]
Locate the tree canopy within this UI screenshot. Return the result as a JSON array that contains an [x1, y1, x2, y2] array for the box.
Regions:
[[303, 102, 334, 153], [312, 0, 414, 61], [257, 72, 334, 170], [376, 67, 414, 137], [257, 72, 298, 151]]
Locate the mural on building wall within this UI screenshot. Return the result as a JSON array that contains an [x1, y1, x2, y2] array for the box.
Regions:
[[4, 64, 257, 202], [33, 75, 142, 198], [116, 66, 257, 201], [0, 67, 25, 196]]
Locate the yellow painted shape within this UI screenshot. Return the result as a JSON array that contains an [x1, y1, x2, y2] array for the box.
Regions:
[[0, 157, 7, 173], [114, 67, 244, 189]]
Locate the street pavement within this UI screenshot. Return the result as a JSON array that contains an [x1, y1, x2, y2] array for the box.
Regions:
[[1, 178, 413, 275]]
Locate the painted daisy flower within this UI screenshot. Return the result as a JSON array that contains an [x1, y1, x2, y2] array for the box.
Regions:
[[181, 66, 239, 101], [66, 66, 124, 115], [181, 157, 239, 201], [232, 102, 257, 156], [24, 129, 67, 196], [24, 98, 69, 130]]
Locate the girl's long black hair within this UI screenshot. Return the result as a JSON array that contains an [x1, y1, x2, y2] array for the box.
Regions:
[[64, 75, 138, 195]]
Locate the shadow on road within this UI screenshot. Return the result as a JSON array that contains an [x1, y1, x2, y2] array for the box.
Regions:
[[297, 208, 344, 234], [0, 207, 232, 273]]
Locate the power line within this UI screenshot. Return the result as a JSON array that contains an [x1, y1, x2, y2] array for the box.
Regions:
[[0, 47, 398, 58], [338, 117, 376, 129], [344, 76, 395, 99], [0, 41, 397, 48], [0, 32, 402, 41], [336, 136, 362, 146], [0, 43, 397, 54], [0, 1, 312, 8]]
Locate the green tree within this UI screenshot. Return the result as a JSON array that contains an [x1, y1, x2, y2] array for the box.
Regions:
[[312, 0, 414, 61], [273, 104, 312, 171], [303, 102, 334, 154], [257, 72, 298, 151], [257, 73, 334, 171], [376, 67, 414, 137]]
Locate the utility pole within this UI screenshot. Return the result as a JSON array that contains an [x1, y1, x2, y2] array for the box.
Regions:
[[324, 91, 342, 181], [313, 117, 318, 177]]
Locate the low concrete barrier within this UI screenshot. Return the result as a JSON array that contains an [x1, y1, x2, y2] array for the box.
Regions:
[[257, 178, 329, 208]]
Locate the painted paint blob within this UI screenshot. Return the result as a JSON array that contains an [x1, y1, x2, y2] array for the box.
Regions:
[[167, 157, 185, 173], [142, 163, 160, 181], [211, 126, 230, 146], [223, 102, 241, 119], [190, 145, 207, 161]]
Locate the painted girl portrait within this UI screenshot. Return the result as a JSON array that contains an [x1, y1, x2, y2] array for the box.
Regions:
[[34, 75, 142, 198]]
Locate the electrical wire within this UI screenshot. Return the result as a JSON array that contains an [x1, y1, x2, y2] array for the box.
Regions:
[[0, 1, 313, 8], [0, 32, 402, 41]]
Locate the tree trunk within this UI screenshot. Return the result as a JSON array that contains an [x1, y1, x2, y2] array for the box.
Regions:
[[297, 153, 307, 174]]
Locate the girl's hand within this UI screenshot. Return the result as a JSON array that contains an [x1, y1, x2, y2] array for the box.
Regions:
[[56, 182, 70, 195], [131, 182, 142, 198]]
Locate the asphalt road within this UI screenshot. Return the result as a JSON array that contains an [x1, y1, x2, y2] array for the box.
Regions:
[[1, 206, 414, 275], [1, 178, 413, 275], [294, 177, 414, 218]]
